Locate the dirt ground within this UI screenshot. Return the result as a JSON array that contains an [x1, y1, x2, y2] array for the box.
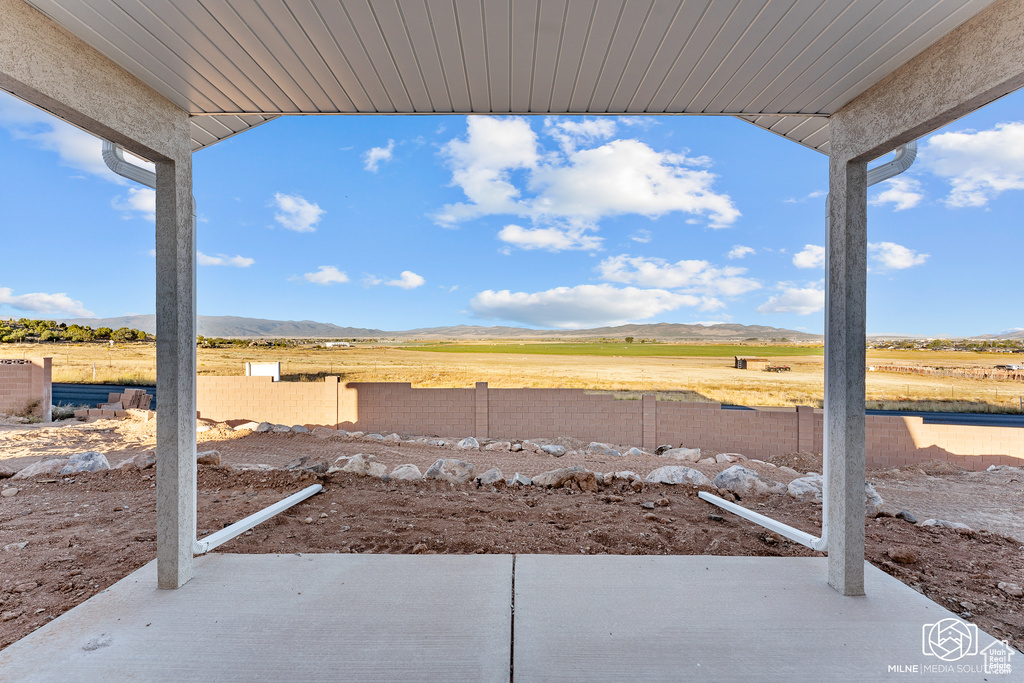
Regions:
[[1, 416, 1022, 653]]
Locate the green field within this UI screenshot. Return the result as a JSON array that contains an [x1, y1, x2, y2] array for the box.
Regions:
[[401, 343, 824, 357]]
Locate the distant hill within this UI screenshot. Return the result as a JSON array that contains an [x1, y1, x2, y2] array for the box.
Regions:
[[58, 316, 821, 341], [974, 328, 1024, 340]]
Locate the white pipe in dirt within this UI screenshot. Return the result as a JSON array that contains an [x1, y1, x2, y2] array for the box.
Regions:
[[701, 141, 917, 551], [193, 484, 322, 555]]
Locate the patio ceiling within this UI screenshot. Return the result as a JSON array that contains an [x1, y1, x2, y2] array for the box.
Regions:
[[24, 0, 996, 152]]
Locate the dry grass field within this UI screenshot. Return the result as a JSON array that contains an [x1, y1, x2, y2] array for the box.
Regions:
[[5, 341, 1024, 412]]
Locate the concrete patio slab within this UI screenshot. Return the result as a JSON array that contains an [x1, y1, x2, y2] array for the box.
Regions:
[[0, 553, 513, 682], [513, 555, 1018, 682]]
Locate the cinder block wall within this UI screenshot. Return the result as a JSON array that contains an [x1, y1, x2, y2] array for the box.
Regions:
[[194, 377, 1023, 471], [0, 358, 51, 420]]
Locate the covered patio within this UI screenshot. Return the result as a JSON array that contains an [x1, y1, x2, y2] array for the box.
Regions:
[[1, 0, 1022, 678]]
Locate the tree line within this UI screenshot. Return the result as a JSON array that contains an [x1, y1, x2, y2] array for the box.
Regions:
[[0, 319, 149, 344]]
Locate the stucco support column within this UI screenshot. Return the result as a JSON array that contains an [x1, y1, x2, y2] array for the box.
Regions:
[[155, 155, 196, 590], [825, 143, 868, 596]]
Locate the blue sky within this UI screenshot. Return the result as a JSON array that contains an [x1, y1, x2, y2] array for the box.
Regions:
[[1, 87, 1022, 336]]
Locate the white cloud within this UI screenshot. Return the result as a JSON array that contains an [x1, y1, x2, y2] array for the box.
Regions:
[[497, 224, 602, 251], [924, 122, 1024, 207], [757, 287, 825, 316], [197, 252, 254, 267], [272, 193, 324, 232], [0, 286, 93, 317], [783, 190, 826, 204], [386, 271, 425, 289], [869, 177, 923, 211], [301, 266, 349, 285], [596, 254, 760, 297], [543, 117, 617, 152], [435, 117, 739, 237], [727, 245, 755, 259], [111, 187, 156, 221], [363, 139, 395, 172], [470, 284, 702, 329], [793, 244, 825, 269], [629, 229, 652, 243], [868, 242, 928, 270]]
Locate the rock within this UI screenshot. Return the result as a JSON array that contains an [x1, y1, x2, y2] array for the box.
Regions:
[[255, 422, 273, 433], [311, 426, 336, 438], [777, 466, 799, 476], [235, 421, 260, 431], [196, 425, 213, 433], [612, 471, 642, 483], [12, 458, 69, 480], [698, 457, 715, 465], [458, 437, 480, 450], [654, 445, 673, 455], [1, 611, 20, 621], [887, 547, 918, 564], [271, 424, 291, 433], [787, 475, 823, 502], [510, 443, 523, 452], [348, 431, 364, 438], [364, 433, 385, 441], [660, 447, 701, 463], [708, 514, 725, 522], [412, 543, 429, 554], [304, 517, 313, 524], [895, 510, 918, 524], [424, 459, 475, 484], [389, 464, 423, 481], [623, 447, 646, 457], [291, 425, 310, 434], [383, 433, 401, 443], [283, 457, 327, 474], [540, 444, 566, 457], [1, 488, 18, 498], [340, 454, 388, 478], [532, 466, 598, 492], [60, 452, 110, 475], [484, 441, 511, 452], [3, 542, 28, 551], [429, 439, 447, 448], [13, 582, 38, 593], [588, 442, 621, 458], [508, 473, 532, 487], [476, 467, 505, 487], [864, 483, 884, 516], [0, 464, 15, 479], [715, 453, 745, 463], [713, 465, 786, 498], [641, 502, 655, 509], [196, 450, 221, 466], [998, 582, 1023, 598], [921, 519, 972, 531], [132, 451, 156, 470], [644, 466, 712, 487]]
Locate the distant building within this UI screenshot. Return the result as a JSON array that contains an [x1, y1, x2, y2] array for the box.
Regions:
[[325, 341, 351, 348], [735, 356, 769, 370]]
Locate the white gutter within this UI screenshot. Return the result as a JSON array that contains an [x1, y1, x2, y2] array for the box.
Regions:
[[102, 140, 321, 554], [700, 141, 917, 551]]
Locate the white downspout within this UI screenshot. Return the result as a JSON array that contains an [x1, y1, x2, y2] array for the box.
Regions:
[[699, 141, 917, 551], [102, 140, 322, 554]]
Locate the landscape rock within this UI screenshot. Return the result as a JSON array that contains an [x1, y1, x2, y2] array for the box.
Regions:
[[588, 442, 621, 458], [998, 582, 1023, 598], [283, 456, 327, 474], [196, 450, 221, 466], [654, 445, 673, 455], [540, 444, 566, 457], [13, 582, 37, 593], [429, 439, 447, 448], [270, 424, 291, 433], [921, 519, 973, 532], [787, 475, 823, 502], [645, 466, 712, 487], [532, 466, 598, 492], [348, 431, 364, 438], [864, 483, 884, 516], [458, 437, 480, 450], [895, 510, 919, 524], [235, 421, 260, 432], [1, 611, 20, 622], [12, 458, 69, 480], [311, 426, 336, 438], [476, 467, 505, 487], [383, 433, 401, 443], [887, 547, 918, 564], [3, 542, 28, 551], [339, 454, 388, 478], [660, 447, 701, 463], [291, 425, 310, 434], [255, 422, 273, 433], [698, 457, 715, 465], [364, 433, 385, 441], [612, 471, 642, 483], [0, 464, 15, 479], [510, 443, 523, 452], [196, 425, 213, 433], [60, 452, 110, 475], [624, 447, 646, 457], [713, 465, 786, 498], [131, 451, 156, 470], [484, 441, 511, 452], [1, 488, 18, 498], [389, 464, 423, 481], [424, 458, 475, 484], [508, 473, 532, 487], [715, 453, 746, 463]]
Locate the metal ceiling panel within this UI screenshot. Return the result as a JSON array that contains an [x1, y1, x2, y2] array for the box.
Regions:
[[21, 0, 997, 152]]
